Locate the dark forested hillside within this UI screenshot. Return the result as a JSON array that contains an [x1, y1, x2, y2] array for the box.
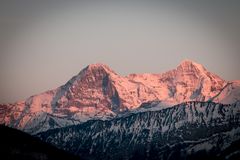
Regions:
[[0, 125, 80, 160]]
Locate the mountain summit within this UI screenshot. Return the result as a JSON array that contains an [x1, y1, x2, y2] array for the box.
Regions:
[[0, 60, 239, 134], [178, 59, 205, 70], [176, 59, 210, 78], [128, 59, 227, 105]]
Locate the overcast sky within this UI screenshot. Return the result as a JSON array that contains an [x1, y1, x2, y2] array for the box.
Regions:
[[0, 0, 240, 103]]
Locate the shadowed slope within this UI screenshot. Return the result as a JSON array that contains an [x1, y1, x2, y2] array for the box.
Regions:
[[0, 125, 80, 160]]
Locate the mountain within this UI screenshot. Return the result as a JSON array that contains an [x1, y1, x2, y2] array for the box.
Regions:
[[37, 101, 240, 160], [0, 125, 80, 160], [127, 60, 226, 105], [0, 60, 239, 134]]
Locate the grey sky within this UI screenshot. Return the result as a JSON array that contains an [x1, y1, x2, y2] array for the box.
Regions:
[[0, 0, 240, 103]]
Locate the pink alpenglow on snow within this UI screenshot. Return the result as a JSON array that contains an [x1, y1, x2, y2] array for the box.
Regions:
[[0, 60, 239, 134]]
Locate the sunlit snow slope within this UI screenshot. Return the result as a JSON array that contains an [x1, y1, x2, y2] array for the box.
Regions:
[[0, 60, 239, 134]]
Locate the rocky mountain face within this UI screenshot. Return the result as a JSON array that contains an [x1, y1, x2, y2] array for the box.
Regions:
[[37, 101, 240, 160], [1, 60, 240, 159], [0, 60, 239, 134]]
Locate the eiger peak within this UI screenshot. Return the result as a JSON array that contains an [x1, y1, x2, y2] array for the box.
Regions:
[[0, 59, 239, 134]]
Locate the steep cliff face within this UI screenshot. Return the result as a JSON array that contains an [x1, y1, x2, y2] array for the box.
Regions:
[[51, 64, 118, 118], [59, 63, 157, 112], [0, 60, 239, 134], [37, 101, 240, 160]]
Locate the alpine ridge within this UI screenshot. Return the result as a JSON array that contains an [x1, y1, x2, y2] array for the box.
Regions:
[[0, 60, 240, 134], [37, 101, 240, 160]]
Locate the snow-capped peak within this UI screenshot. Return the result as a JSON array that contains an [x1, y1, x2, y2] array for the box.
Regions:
[[83, 63, 118, 76], [1, 60, 239, 134], [176, 59, 208, 75]]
